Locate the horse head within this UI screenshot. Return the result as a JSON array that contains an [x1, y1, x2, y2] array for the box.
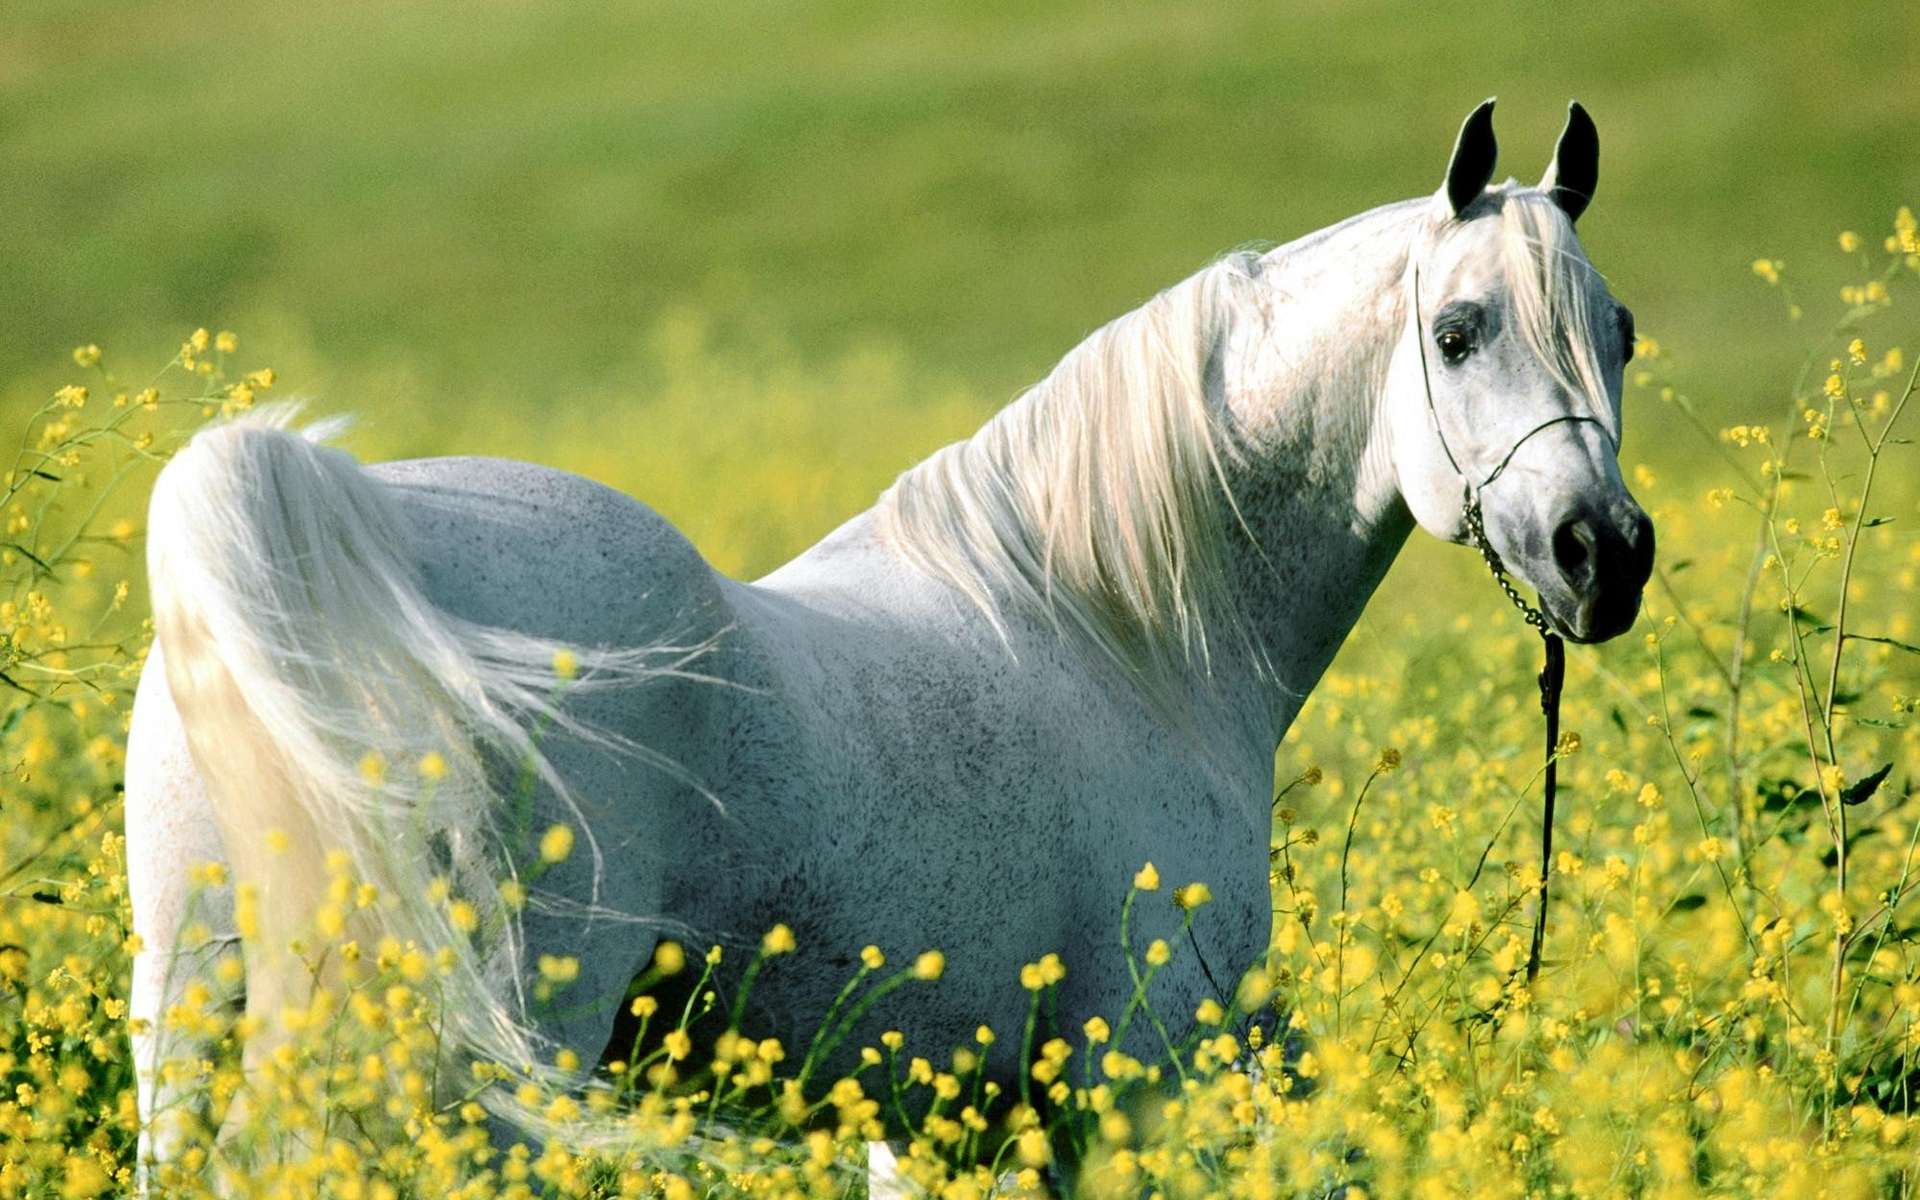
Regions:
[[1386, 99, 1653, 643]]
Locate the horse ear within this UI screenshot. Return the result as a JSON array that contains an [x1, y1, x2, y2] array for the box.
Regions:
[[1441, 98, 1499, 218], [1539, 100, 1598, 223]]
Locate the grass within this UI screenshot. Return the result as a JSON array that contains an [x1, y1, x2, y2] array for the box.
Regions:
[[4, 1, 1917, 435]]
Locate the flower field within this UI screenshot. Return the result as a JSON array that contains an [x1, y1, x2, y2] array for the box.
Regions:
[[0, 205, 1917, 1199]]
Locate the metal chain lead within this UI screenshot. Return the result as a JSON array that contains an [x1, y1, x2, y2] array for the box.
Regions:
[[1461, 488, 1552, 634]]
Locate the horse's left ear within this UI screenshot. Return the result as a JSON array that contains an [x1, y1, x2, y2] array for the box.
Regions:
[[1441, 98, 1499, 218], [1539, 101, 1599, 223]]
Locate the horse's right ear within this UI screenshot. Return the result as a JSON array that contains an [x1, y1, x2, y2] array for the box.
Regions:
[[1440, 98, 1499, 219]]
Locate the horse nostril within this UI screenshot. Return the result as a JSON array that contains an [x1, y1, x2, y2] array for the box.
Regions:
[[1628, 512, 1655, 577], [1552, 517, 1596, 585]]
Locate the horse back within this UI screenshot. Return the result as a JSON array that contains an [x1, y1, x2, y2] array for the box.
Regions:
[[372, 456, 730, 654]]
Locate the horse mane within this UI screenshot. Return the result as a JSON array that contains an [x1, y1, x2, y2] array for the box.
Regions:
[[877, 187, 1611, 710], [875, 251, 1269, 708], [1483, 188, 1616, 440]]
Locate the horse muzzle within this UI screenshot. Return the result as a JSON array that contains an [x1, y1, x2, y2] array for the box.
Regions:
[[1541, 500, 1654, 643]]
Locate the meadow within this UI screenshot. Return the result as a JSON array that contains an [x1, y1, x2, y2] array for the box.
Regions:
[[4, 1, 1920, 1195]]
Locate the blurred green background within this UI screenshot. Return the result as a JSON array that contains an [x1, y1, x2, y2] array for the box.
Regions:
[[4, 0, 1916, 578]]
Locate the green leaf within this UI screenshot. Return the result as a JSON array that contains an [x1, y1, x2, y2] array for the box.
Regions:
[[1849, 634, 1920, 657], [1790, 606, 1832, 629], [1841, 763, 1894, 807], [1855, 715, 1910, 730]]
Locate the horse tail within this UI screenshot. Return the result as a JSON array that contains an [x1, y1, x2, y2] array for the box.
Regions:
[[145, 404, 673, 1140]]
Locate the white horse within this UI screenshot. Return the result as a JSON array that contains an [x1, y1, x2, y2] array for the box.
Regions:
[[126, 99, 1651, 1179]]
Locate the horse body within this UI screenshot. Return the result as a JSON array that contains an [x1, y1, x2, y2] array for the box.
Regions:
[[129, 440, 1351, 1091], [128, 100, 1652, 1177]]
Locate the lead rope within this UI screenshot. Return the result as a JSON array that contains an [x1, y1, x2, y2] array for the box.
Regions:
[[1412, 264, 1572, 987]]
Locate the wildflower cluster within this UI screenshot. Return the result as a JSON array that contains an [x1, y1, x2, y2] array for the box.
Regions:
[[0, 335, 271, 1195]]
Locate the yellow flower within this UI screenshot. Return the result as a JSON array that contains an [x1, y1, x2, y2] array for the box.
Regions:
[[653, 940, 686, 976], [913, 950, 945, 981], [71, 344, 101, 368], [761, 924, 796, 955], [629, 995, 658, 1019], [358, 751, 387, 786], [1083, 1016, 1111, 1044], [1016, 1128, 1051, 1167], [1174, 882, 1213, 911], [448, 900, 478, 933], [551, 648, 579, 680], [1839, 230, 1862, 253], [1133, 862, 1160, 891], [539, 823, 574, 864], [418, 751, 447, 781], [315, 903, 345, 939], [860, 944, 885, 970], [214, 330, 238, 353], [1145, 938, 1170, 966], [663, 1029, 692, 1061]]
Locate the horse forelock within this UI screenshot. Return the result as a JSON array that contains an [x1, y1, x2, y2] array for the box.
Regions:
[[1488, 188, 1617, 436]]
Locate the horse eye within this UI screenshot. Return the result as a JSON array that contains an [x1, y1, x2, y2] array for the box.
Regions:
[[1436, 328, 1473, 365]]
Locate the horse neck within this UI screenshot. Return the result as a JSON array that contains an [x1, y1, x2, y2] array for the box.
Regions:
[[1213, 202, 1423, 738]]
